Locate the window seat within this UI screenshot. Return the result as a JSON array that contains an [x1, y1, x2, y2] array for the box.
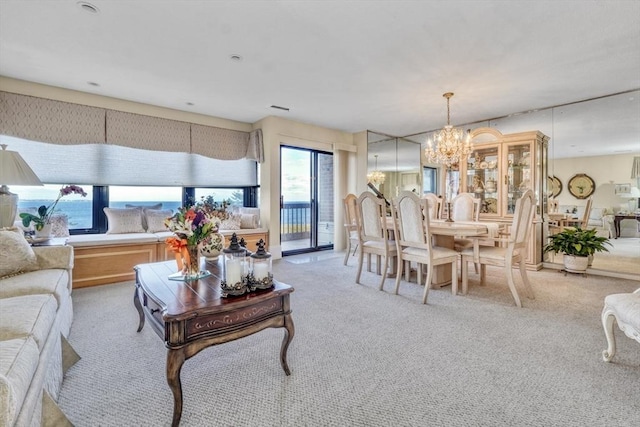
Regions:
[[66, 228, 269, 288]]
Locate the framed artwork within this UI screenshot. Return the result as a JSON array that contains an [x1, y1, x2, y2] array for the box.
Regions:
[[614, 183, 631, 195]]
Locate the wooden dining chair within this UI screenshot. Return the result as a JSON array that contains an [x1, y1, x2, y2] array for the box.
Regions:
[[342, 193, 359, 266], [460, 190, 536, 308], [451, 193, 482, 272], [355, 191, 397, 291], [392, 191, 459, 303], [421, 193, 442, 220]]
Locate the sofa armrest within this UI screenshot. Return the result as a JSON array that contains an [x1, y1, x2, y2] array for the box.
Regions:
[[32, 245, 74, 270]]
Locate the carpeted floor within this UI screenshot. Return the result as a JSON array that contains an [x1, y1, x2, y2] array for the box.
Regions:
[[58, 253, 640, 426]]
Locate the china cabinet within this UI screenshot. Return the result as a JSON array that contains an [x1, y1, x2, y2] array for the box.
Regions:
[[447, 128, 549, 268]]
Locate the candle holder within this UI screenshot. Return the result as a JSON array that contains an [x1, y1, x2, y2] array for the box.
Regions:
[[249, 239, 273, 291], [445, 200, 454, 222], [220, 233, 249, 297]]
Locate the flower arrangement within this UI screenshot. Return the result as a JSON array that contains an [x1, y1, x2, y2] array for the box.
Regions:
[[164, 204, 219, 247], [19, 184, 87, 231], [164, 200, 225, 278]]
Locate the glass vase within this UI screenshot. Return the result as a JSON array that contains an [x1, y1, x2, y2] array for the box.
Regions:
[[183, 244, 201, 279]]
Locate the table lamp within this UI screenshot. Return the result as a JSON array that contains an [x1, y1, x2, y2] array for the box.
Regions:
[[0, 144, 43, 228]]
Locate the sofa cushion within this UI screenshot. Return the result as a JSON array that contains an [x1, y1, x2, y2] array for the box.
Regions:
[[0, 269, 70, 308], [0, 229, 38, 279], [0, 295, 57, 350], [144, 209, 172, 233], [0, 337, 40, 427], [103, 207, 146, 234]]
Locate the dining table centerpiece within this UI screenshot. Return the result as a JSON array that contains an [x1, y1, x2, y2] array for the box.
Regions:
[[164, 203, 221, 280], [19, 184, 87, 238]]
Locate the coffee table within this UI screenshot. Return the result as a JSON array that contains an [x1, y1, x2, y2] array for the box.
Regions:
[[133, 260, 295, 426]]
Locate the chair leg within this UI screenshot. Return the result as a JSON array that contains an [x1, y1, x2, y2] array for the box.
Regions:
[[505, 260, 522, 308], [474, 262, 479, 274], [356, 250, 365, 284], [480, 264, 486, 286], [367, 253, 372, 272], [379, 255, 388, 291], [601, 309, 617, 362], [451, 260, 458, 296], [343, 241, 351, 266], [394, 255, 404, 295], [422, 265, 433, 304], [519, 258, 535, 299]]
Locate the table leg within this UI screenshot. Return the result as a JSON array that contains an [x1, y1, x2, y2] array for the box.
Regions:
[[614, 218, 621, 238], [133, 284, 145, 332], [280, 313, 295, 376], [167, 348, 186, 427]]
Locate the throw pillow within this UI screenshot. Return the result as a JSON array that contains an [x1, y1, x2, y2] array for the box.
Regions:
[[239, 214, 259, 229], [144, 209, 173, 233], [220, 214, 241, 230], [103, 208, 145, 234], [0, 229, 38, 278], [124, 203, 163, 230]]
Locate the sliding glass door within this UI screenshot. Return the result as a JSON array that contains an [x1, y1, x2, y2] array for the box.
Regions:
[[280, 146, 333, 255]]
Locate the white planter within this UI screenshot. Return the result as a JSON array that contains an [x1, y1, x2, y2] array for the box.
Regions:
[[563, 254, 589, 273], [34, 223, 52, 239]]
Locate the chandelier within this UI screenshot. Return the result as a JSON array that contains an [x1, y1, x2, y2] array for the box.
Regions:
[[367, 154, 385, 186], [424, 92, 472, 168]]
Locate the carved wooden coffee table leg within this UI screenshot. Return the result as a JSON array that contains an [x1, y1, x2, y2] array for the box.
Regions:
[[133, 285, 145, 332], [280, 314, 295, 375], [167, 348, 186, 427]]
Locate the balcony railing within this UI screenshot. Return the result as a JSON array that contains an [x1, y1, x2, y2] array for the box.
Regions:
[[281, 202, 311, 241]]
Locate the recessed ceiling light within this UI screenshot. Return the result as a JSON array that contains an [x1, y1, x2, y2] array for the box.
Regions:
[[229, 54, 243, 62], [77, 2, 99, 13], [87, 81, 100, 87]]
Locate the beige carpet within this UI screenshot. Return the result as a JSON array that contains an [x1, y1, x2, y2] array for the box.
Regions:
[[58, 253, 640, 426]]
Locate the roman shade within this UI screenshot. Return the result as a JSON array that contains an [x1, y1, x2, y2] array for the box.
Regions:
[[0, 91, 264, 163]]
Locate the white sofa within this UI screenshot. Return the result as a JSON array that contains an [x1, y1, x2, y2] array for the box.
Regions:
[[0, 233, 77, 427]]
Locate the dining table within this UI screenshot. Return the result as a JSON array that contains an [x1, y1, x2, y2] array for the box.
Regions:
[[385, 217, 502, 288]]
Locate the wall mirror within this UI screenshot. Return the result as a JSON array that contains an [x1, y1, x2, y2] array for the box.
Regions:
[[367, 131, 422, 202], [368, 90, 640, 277]]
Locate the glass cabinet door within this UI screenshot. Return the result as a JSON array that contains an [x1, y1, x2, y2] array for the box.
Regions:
[[505, 142, 532, 215], [465, 144, 500, 215]]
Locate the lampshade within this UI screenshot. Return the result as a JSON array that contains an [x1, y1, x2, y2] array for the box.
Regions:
[[0, 144, 43, 228]]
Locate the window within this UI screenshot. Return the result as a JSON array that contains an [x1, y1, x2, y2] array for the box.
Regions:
[[423, 166, 438, 194], [194, 188, 245, 209], [109, 186, 182, 212], [16, 184, 94, 229]]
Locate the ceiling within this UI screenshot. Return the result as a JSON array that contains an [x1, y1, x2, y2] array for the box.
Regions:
[[1, 0, 639, 158]]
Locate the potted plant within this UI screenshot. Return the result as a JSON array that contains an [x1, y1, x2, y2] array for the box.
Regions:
[[544, 226, 611, 273], [19, 184, 87, 238]]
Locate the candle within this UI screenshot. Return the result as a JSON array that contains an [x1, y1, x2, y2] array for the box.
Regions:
[[226, 259, 241, 284], [253, 263, 269, 280]]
